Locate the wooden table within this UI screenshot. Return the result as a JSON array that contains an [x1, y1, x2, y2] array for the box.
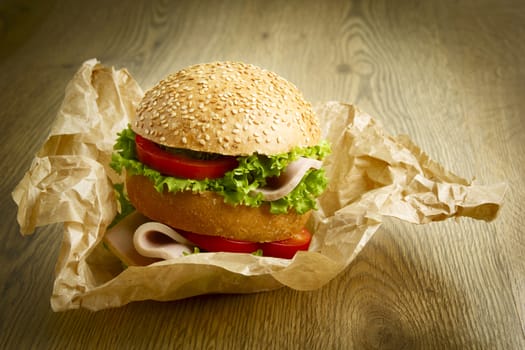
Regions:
[[1, 0, 524, 348]]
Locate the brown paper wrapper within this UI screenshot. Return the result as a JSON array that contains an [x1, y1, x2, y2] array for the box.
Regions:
[[12, 59, 506, 311]]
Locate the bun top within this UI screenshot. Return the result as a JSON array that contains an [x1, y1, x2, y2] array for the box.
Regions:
[[132, 61, 320, 156]]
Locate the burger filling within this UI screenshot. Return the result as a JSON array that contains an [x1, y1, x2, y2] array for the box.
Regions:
[[111, 125, 330, 215]]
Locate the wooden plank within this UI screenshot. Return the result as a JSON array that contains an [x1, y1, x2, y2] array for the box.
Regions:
[[0, 0, 523, 348]]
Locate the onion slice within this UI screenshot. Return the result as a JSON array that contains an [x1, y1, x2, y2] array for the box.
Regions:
[[133, 222, 193, 260], [252, 157, 323, 201]]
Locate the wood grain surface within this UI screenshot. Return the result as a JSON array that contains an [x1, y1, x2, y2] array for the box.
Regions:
[[1, 0, 524, 349]]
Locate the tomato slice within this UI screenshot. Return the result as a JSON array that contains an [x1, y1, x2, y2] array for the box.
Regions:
[[135, 134, 238, 180], [180, 231, 259, 254], [180, 228, 312, 259], [261, 228, 312, 259]]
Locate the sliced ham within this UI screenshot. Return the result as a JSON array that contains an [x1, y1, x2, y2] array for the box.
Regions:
[[103, 211, 160, 266], [252, 157, 323, 201], [133, 222, 192, 260]]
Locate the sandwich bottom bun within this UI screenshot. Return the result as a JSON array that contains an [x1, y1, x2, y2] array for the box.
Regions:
[[126, 175, 311, 243]]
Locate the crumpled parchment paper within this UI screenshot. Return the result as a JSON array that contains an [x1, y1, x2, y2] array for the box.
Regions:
[[12, 59, 506, 311]]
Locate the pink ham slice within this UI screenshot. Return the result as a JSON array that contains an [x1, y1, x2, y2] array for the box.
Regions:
[[133, 222, 192, 260], [103, 211, 193, 266], [252, 157, 323, 201], [103, 211, 160, 266]]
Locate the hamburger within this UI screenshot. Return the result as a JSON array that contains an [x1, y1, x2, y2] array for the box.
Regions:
[[109, 61, 330, 260]]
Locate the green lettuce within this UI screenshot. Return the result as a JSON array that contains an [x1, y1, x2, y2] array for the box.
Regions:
[[109, 183, 136, 228], [110, 126, 330, 214]]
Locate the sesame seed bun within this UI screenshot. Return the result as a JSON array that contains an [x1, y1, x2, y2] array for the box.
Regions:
[[132, 61, 320, 155], [126, 175, 311, 242]]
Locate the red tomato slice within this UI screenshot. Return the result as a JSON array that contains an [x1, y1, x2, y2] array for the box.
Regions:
[[180, 231, 259, 254], [180, 228, 312, 259], [135, 134, 238, 180], [261, 228, 312, 259]]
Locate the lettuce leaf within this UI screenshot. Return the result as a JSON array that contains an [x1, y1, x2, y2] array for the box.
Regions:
[[109, 183, 135, 228], [110, 126, 330, 214]]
